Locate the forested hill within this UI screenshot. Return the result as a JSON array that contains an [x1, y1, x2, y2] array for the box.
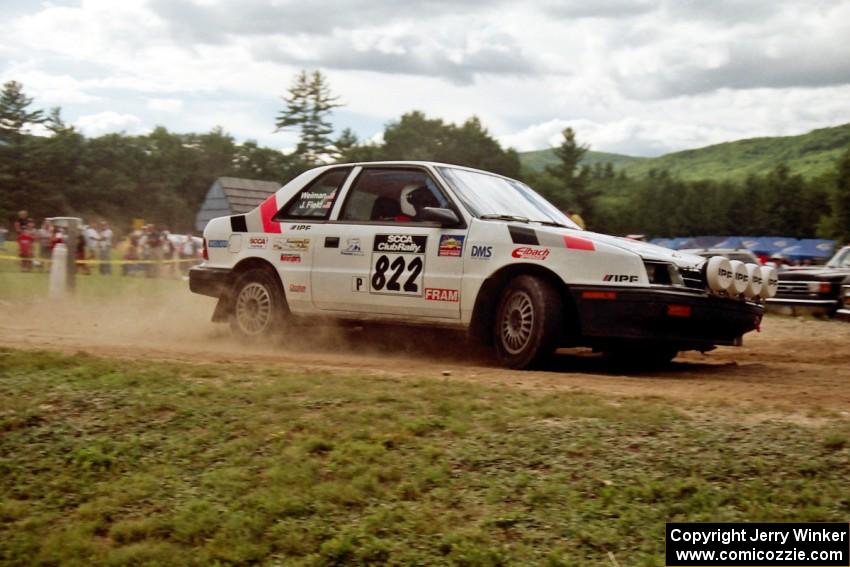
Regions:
[[519, 123, 850, 180], [519, 148, 645, 173]]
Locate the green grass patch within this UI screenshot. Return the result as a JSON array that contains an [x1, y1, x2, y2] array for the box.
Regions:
[[0, 269, 186, 302], [1, 349, 848, 565]]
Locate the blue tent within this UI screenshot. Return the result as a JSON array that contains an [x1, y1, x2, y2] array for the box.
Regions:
[[781, 239, 835, 260], [750, 237, 799, 256], [713, 236, 747, 249]]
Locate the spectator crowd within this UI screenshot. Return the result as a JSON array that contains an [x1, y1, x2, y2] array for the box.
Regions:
[[3, 210, 201, 277]]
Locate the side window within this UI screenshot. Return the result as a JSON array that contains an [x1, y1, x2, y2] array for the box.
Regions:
[[276, 168, 350, 220], [339, 168, 449, 223]]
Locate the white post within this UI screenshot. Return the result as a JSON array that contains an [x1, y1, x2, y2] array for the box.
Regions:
[[48, 244, 68, 299]]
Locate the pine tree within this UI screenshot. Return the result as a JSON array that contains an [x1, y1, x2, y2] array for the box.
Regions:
[[825, 147, 850, 243], [275, 70, 342, 164], [545, 127, 596, 223], [0, 81, 46, 143]]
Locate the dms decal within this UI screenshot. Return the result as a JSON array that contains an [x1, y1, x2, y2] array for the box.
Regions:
[[341, 238, 363, 256], [438, 234, 465, 257], [288, 225, 312, 231], [207, 239, 228, 248], [248, 236, 268, 249], [279, 253, 301, 263], [603, 274, 639, 283], [274, 237, 310, 251], [511, 247, 550, 261], [470, 244, 492, 259], [424, 288, 460, 302], [373, 234, 426, 254], [288, 283, 307, 293]]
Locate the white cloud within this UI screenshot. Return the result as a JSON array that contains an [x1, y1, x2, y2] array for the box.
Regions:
[[147, 98, 184, 112], [0, 0, 848, 156], [74, 111, 145, 136]]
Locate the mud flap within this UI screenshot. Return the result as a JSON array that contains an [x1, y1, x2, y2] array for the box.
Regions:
[[211, 297, 231, 323]]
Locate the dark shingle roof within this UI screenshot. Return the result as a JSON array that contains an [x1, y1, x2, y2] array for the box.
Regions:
[[218, 177, 281, 213]]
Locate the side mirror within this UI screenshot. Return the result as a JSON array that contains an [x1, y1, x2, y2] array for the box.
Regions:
[[421, 207, 460, 227]]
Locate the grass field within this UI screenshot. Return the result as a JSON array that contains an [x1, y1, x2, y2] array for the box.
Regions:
[[1, 349, 848, 566], [0, 259, 188, 302]]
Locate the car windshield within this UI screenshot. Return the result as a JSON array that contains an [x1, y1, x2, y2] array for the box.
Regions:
[[437, 166, 580, 229], [827, 247, 850, 268]]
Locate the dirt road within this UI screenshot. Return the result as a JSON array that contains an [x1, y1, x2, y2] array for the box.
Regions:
[[1, 290, 849, 420]]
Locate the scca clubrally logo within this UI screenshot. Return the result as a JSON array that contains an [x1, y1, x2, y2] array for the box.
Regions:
[[373, 234, 427, 254]]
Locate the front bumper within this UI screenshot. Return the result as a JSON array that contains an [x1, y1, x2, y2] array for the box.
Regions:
[[188, 265, 231, 298], [569, 286, 763, 349], [836, 309, 850, 322]]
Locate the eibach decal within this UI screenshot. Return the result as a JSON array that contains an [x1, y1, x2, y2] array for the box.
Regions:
[[511, 247, 550, 261], [280, 253, 301, 263]]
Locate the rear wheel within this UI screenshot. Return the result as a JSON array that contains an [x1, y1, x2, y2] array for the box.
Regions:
[[493, 275, 563, 369], [229, 268, 286, 337]]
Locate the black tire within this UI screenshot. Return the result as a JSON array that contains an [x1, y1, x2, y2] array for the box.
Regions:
[[492, 275, 563, 369], [228, 268, 287, 338]]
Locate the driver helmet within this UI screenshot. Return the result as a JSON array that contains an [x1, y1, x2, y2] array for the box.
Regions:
[[400, 184, 438, 217]]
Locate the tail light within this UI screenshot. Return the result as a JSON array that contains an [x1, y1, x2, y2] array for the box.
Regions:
[[202, 237, 208, 260]]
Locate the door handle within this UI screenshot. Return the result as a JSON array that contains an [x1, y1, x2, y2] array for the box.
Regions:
[[325, 237, 339, 248]]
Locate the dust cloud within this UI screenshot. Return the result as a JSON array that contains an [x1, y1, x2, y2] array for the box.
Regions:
[[2, 282, 850, 419]]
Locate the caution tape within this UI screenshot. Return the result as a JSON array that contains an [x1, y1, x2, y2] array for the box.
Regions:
[[0, 254, 201, 265]]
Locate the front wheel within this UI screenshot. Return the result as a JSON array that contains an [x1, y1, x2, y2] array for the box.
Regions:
[[229, 268, 287, 338], [493, 275, 563, 369]]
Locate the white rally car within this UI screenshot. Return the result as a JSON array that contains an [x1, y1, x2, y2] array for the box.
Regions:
[[190, 162, 775, 369]]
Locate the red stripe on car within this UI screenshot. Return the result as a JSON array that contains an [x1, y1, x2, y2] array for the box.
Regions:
[[563, 235, 595, 251], [259, 195, 281, 233]]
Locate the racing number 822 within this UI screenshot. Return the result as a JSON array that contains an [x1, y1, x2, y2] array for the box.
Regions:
[[371, 255, 423, 293]]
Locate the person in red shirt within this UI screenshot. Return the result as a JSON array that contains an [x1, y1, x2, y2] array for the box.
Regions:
[[16, 221, 34, 272]]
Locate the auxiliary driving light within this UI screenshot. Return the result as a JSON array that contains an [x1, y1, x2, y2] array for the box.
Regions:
[[705, 256, 733, 293], [728, 260, 749, 295], [760, 265, 779, 298], [744, 263, 763, 298]]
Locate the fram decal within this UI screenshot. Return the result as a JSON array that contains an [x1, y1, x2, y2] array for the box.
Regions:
[[341, 238, 363, 256], [438, 234, 465, 257], [373, 234, 426, 254], [279, 253, 301, 263], [288, 225, 312, 231], [248, 236, 269, 249], [470, 244, 492, 259], [274, 237, 310, 251], [207, 239, 228, 248], [603, 274, 639, 282], [288, 283, 307, 293], [424, 288, 460, 302], [512, 247, 550, 260]]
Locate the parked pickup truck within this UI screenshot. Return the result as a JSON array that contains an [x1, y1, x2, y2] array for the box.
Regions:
[[766, 246, 850, 317]]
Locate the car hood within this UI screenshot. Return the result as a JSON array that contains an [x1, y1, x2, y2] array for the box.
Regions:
[[778, 267, 850, 281], [540, 227, 706, 268]]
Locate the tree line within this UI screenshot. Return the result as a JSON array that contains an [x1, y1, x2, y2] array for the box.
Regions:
[[1, 74, 848, 243]]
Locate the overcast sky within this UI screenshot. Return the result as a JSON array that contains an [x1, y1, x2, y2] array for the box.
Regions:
[[2, 0, 849, 156]]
